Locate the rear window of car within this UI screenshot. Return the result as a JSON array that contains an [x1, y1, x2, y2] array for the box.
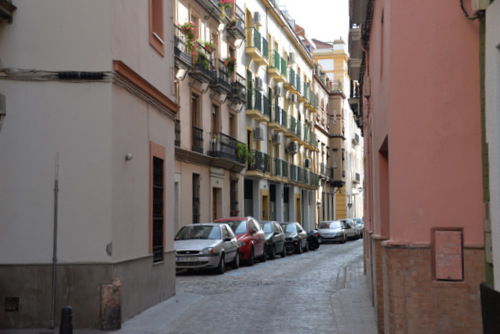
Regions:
[[319, 221, 341, 229], [175, 225, 221, 240], [284, 224, 297, 233], [223, 220, 248, 235]]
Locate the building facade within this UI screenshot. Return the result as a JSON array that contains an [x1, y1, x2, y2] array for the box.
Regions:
[[241, 0, 319, 229], [0, 0, 178, 329], [350, 0, 485, 332], [173, 0, 247, 230]]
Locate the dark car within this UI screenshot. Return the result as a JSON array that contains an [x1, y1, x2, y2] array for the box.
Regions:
[[214, 216, 266, 265], [261, 220, 286, 259], [280, 222, 308, 254]]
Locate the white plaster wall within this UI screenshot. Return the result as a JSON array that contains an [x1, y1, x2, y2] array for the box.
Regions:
[[111, 0, 176, 102], [0, 81, 113, 264], [486, 0, 500, 290], [0, 0, 111, 71]]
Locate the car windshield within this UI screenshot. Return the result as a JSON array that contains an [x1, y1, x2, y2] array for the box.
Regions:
[[175, 225, 221, 240], [262, 223, 273, 233], [284, 224, 297, 233], [319, 221, 341, 229], [223, 220, 248, 235]]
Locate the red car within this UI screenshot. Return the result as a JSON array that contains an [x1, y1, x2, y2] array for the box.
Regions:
[[214, 217, 266, 265]]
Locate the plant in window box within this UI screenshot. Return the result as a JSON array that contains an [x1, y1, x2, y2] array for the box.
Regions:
[[223, 57, 236, 75], [219, 0, 234, 19], [179, 22, 197, 53]]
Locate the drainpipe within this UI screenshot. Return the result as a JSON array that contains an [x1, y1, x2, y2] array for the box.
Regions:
[[50, 152, 60, 329]]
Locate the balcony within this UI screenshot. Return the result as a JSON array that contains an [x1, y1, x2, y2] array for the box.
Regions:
[[211, 59, 232, 95], [284, 68, 298, 93], [284, 115, 300, 140], [228, 73, 246, 105], [208, 132, 247, 172], [194, 0, 222, 18], [268, 50, 286, 82], [245, 27, 269, 66], [189, 46, 215, 83], [246, 88, 269, 122], [174, 24, 192, 71], [226, 5, 246, 41], [268, 102, 287, 133], [247, 149, 270, 179], [270, 158, 284, 182]]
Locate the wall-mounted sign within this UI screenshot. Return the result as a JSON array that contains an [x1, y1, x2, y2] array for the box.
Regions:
[[432, 229, 464, 281]]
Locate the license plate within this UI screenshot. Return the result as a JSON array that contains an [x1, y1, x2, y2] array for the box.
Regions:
[[176, 257, 198, 262]]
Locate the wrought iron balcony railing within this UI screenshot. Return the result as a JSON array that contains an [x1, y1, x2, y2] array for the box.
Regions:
[[192, 126, 203, 154], [208, 132, 245, 164]]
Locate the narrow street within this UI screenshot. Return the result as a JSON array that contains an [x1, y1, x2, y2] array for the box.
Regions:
[[150, 239, 376, 334]]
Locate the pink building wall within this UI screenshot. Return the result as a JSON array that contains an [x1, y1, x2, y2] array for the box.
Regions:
[[367, 0, 483, 245]]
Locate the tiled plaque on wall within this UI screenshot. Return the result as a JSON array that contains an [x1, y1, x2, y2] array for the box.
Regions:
[[431, 229, 464, 281]]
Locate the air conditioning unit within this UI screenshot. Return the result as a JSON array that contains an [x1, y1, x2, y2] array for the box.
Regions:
[[471, 0, 489, 13], [288, 52, 296, 64], [253, 12, 261, 26], [255, 77, 264, 91], [272, 133, 281, 144], [275, 85, 283, 97], [286, 141, 298, 154], [254, 126, 264, 140], [304, 158, 311, 169]]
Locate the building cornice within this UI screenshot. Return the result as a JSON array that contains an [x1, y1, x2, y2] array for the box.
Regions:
[[113, 60, 178, 119]]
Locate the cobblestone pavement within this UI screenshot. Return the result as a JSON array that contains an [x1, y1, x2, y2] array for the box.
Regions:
[[2, 239, 377, 334]]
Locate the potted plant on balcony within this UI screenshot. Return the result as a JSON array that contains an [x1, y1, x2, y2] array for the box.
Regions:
[[201, 39, 218, 53], [195, 51, 210, 70], [219, 0, 234, 20], [236, 142, 249, 163], [179, 22, 197, 54], [223, 57, 236, 75]]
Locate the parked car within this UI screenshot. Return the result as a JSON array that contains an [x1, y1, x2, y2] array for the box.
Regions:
[[174, 223, 239, 274], [281, 222, 308, 254], [214, 217, 266, 265], [318, 220, 348, 243], [261, 220, 286, 259], [342, 218, 359, 240], [351, 217, 364, 238]]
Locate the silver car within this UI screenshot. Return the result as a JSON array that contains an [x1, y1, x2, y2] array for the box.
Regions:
[[175, 223, 239, 274], [318, 220, 347, 243]]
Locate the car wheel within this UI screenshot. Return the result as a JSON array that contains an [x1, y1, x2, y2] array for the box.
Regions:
[[281, 244, 287, 258], [231, 252, 240, 269], [269, 245, 276, 259], [296, 242, 303, 254], [261, 247, 267, 262], [247, 247, 255, 266], [216, 254, 225, 275]]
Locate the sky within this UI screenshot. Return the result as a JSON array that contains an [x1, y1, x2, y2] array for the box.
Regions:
[[277, 0, 349, 43]]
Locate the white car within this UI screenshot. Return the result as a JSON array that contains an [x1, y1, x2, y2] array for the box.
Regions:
[[175, 223, 239, 274]]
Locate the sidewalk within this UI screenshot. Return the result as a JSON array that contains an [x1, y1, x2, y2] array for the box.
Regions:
[[1, 254, 377, 334]]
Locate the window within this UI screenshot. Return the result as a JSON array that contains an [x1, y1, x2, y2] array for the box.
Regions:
[[150, 142, 166, 263], [192, 174, 200, 224], [192, 94, 203, 153], [149, 0, 165, 56], [211, 104, 220, 138], [333, 150, 338, 169]]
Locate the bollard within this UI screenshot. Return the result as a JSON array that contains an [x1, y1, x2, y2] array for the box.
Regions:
[[59, 306, 73, 334]]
